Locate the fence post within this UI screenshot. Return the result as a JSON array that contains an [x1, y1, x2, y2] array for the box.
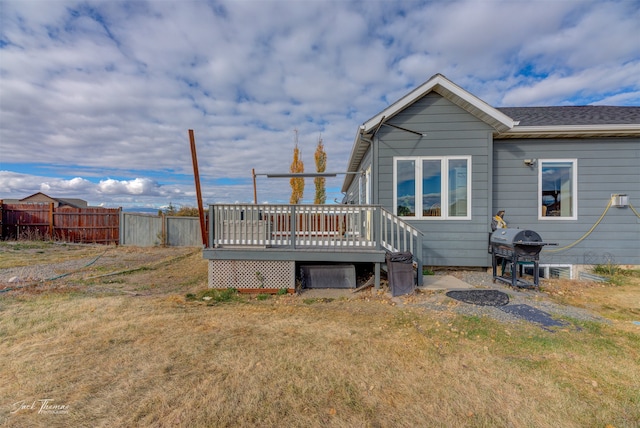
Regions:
[[49, 202, 54, 240], [119, 211, 125, 245], [116, 208, 121, 246], [161, 213, 167, 246]]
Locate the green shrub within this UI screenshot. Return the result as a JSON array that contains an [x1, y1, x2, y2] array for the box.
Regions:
[[593, 263, 619, 276], [422, 266, 435, 275], [189, 288, 241, 304]]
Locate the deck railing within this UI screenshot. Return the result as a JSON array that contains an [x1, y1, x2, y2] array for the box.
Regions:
[[379, 208, 422, 255], [209, 204, 423, 267], [210, 204, 375, 248]]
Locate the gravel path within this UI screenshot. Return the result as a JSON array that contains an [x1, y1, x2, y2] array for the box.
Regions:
[[0, 247, 195, 287], [412, 270, 607, 328], [0, 256, 108, 284]]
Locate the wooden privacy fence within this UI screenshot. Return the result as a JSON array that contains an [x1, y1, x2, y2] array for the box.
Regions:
[[0, 202, 120, 244]]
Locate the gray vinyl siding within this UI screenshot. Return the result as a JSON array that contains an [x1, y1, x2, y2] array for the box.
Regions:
[[376, 93, 494, 267], [493, 137, 640, 265]]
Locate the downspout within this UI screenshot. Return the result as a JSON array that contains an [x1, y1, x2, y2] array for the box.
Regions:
[[359, 130, 381, 289], [367, 116, 384, 206], [359, 133, 376, 205], [487, 130, 494, 267]]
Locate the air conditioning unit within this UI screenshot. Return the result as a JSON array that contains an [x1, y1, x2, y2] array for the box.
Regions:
[[611, 194, 629, 208]]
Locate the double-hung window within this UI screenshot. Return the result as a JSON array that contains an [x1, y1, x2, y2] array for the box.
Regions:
[[394, 156, 471, 219], [539, 159, 577, 220]]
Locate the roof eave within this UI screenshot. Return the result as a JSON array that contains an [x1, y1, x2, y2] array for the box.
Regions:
[[496, 124, 640, 139], [361, 74, 515, 134], [342, 74, 517, 194], [341, 127, 370, 193]]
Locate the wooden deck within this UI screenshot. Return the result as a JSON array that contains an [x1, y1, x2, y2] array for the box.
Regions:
[[203, 204, 423, 289]]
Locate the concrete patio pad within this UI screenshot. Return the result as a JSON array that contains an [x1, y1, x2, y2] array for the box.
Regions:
[[418, 275, 476, 291], [297, 274, 476, 298]]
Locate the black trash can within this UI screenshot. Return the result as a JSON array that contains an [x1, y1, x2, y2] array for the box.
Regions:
[[386, 251, 415, 297]]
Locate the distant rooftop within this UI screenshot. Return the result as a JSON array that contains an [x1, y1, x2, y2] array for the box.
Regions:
[[497, 106, 640, 127]]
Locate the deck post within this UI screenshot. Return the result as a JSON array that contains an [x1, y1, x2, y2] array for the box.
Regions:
[[373, 206, 380, 250], [208, 206, 214, 248], [416, 231, 423, 286], [290, 204, 296, 249], [374, 262, 380, 289]]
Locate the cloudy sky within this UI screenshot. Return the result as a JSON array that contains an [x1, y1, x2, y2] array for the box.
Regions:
[[1, 0, 639, 210]]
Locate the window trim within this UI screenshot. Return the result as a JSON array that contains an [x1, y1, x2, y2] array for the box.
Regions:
[[538, 158, 578, 221], [393, 155, 472, 220]]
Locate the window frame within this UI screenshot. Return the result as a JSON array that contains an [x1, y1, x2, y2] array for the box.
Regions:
[[538, 158, 578, 221], [393, 155, 472, 220]]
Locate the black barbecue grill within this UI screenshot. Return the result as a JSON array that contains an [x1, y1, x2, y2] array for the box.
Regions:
[[490, 228, 556, 287]]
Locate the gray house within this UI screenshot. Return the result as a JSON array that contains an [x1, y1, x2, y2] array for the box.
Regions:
[[341, 73, 640, 278], [203, 74, 638, 292], [2, 192, 89, 208]]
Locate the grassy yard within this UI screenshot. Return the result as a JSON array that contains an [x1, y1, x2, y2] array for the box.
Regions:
[[0, 243, 638, 427]]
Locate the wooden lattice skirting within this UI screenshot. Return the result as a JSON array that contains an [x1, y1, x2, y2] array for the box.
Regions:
[[209, 260, 295, 292]]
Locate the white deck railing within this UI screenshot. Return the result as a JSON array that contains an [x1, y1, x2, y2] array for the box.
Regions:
[[209, 203, 422, 261], [210, 204, 374, 248], [379, 208, 422, 256]]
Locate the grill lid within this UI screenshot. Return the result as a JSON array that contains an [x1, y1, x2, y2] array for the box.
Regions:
[[490, 228, 543, 246]]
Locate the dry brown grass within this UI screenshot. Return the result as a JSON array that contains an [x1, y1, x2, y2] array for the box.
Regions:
[[0, 243, 639, 427], [542, 271, 640, 328]]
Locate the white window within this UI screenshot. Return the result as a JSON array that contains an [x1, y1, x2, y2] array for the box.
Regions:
[[539, 159, 577, 220], [519, 264, 573, 279], [394, 156, 471, 219]]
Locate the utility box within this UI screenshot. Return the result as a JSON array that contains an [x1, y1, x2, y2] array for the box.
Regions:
[[386, 252, 415, 297], [611, 194, 629, 207], [300, 264, 356, 289]]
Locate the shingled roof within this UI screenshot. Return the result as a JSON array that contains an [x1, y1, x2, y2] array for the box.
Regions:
[[343, 74, 640, 191], [497, 106, 640, 126]]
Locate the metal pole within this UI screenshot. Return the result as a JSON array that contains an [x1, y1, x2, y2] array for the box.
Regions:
[[188, 129, 208, 247], [252, 168, 257, 204]]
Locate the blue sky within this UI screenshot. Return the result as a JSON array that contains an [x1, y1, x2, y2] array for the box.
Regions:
[[1, 0, 639, 210]]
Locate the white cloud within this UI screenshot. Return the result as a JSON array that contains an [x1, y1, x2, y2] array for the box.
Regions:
[[502, 62, 640, 106], [0, 171, 42, 194], [42, 177, 93, 192], [1, 0, 638, 207], [98, 178, 160, 196]]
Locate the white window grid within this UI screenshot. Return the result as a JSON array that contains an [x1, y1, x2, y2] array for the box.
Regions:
[[393, 155, 472, 220]]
